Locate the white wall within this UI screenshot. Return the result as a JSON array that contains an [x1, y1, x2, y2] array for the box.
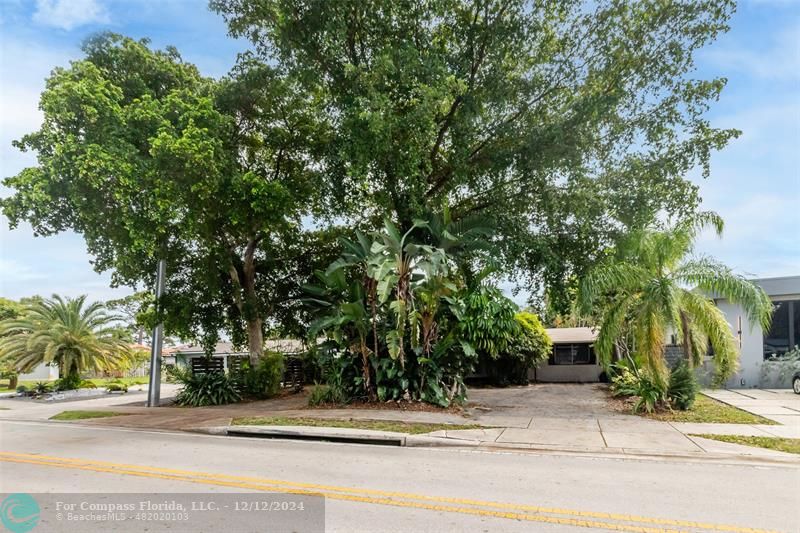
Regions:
[[715, 299, 763, 388], [19, 363, 59, 381], [715, 276, 800, 388]]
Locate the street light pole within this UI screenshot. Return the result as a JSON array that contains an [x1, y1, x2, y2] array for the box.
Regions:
[[146, 258, 166, 407]]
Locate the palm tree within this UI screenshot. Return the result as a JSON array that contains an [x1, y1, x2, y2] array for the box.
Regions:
[[578, 213, 773, 389], [0, 295, 130, 382]]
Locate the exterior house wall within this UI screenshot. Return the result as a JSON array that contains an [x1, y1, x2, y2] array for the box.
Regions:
[[714, 276, 800, 388], [533, 362, 603, 382]]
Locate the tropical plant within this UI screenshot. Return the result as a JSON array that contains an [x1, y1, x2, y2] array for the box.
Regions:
[[0, 295, 131, 385], [631, 372, 668, 414], [579, 213, 773, 391], [33, 382, 51, 395], [232, 352, 285, 399], [306, 216, 487, 406], [168, 366, 241, 407], [668, 361, 699, 411]]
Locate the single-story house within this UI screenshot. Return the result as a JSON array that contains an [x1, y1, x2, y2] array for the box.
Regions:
[[532, 327, 602, 382], [166, 340, 306, 372], [714, 275, 800, 388]]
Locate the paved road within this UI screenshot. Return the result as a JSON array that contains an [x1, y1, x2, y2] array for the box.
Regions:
[[1, 420, 797, 532]]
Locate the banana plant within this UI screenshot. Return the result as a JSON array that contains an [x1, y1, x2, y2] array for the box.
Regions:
[[304, 269, 375, 399]]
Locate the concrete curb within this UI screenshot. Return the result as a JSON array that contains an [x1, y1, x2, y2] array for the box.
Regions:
[[191, 425, 800, 466]]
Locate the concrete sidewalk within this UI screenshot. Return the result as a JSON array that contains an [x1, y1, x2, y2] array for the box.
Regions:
[[702, 388, 800, 426], [2, 384, 797, 461]]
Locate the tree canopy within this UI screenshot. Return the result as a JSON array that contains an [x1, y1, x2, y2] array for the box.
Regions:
[[212, 0, 739, 311], [2, 1, 743, 354], [1, 34, 324, 360]]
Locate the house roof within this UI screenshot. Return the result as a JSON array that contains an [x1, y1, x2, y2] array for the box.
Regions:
[[171, 339, 306, 356], [544, 327, 598, 344]]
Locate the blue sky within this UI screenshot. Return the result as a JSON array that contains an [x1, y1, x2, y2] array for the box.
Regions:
[[0, 0, 798, 304]]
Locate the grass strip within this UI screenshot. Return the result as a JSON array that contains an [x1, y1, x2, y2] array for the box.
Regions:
[[645, 394, 776, 424], [691, 434, 800, 455], [50, 410, 127, 421], [232, 416, 483, 435]]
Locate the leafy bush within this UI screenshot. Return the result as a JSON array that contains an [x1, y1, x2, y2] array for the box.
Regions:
[[307, 382, 349, 406], [16, 385, 28, 393], [79, 380, 97, 389], [169, 366, 241, 407], [632, 372, 667, 413], [232, 353, 285, 399], [54, 372, 82, 391], [106, 383, 128, 393], [490, 312, 552, 385], [609, 364, 640, 397], [667, 360, 698, 410], [608, 360, 667, 413], [760, 347, 800, 388]]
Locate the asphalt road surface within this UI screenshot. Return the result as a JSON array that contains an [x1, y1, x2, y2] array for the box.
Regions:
[[0, 420, 797, 532]]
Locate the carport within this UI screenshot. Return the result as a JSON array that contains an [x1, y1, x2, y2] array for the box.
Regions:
[[533, 327, 602, 383]]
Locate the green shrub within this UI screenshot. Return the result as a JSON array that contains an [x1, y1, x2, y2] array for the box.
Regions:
[[307, 382, 350, 406], [16, 385, 28, 393], [106, 383, 128, 393], [169, 366, 241, 407], [233, 353, 285, 399], [668, 360, 698, 410], [491, 312, 552, 385], [609, 364, 640, 397], [608, 360, 667, 413], [33, 381, 52, 394], [54, 372, 82, 391], [79, 380, 97, 389], [632, 372, 667, 413]]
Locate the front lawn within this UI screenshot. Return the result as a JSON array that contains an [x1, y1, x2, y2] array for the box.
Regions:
[[691, 434, 800, 455], [645, 394, 776, 425], [50, 410, 128, 421], [232, 416, 482, 435]]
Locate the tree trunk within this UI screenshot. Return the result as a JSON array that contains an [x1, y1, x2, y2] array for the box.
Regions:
[[680, 311, 693, 367], [246, 316, 264, 365]]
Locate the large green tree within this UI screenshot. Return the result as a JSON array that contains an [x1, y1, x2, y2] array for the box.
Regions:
[[212, 0, 739, 309], [1, 34, 322, 362], [578, 214, 773, 389]]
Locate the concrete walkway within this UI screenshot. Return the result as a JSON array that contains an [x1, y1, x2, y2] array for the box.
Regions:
[[1, 384, 797, 461], [702, 388, 800, 426]]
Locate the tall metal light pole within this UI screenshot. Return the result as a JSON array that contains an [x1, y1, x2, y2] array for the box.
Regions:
[[147, 258, 166, 407]]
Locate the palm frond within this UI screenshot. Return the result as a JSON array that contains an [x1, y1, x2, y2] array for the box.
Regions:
[[675, 257, 772, 331]]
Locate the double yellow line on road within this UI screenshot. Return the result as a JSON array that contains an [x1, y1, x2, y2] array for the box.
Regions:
[[0, 451, 777, 533]]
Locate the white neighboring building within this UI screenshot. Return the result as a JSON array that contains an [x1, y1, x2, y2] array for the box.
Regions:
[[715, 275, 800, 388], [19, 363, 59, 381]]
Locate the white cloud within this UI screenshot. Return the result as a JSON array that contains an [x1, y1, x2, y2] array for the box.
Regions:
[[32, 0, 109, 31], [702, 22, 800, 82]]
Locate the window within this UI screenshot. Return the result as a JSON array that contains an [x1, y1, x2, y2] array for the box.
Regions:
[[549, 343, 596, 365], [763, 300, 799, 359]]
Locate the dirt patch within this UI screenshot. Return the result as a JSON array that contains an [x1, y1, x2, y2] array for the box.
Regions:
[[306, 399, 464, 414]]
